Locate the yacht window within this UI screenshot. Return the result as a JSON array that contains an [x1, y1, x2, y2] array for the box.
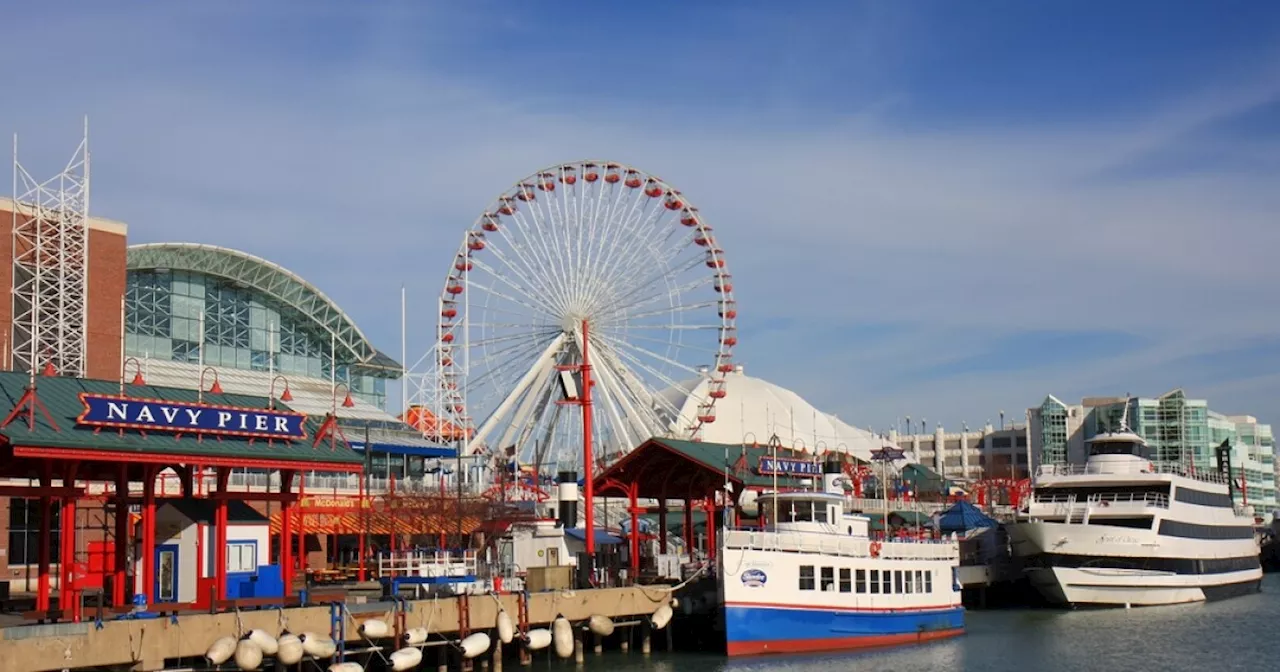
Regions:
[[881, 571, 891, 594], [894, 571, 904, 594], [915, 571, 924, 593], [869, 570, 881, 594], [925, 571, 933, 593], [905, 571, 914, 594], [821, 566, 835, 592], [855, 569, 867, 593], [799, 565, 815, 591], [839, 568, 852, 593]]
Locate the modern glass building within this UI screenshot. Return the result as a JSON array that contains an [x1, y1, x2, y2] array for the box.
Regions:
[[126, 243, 400, 408]]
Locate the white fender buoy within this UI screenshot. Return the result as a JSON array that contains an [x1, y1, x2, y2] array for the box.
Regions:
[[206, 636, 237, 665], [650, 604, 673, 630], [670, 597, 679, 608], [460, 632, 491, 659], [403, 626, 429, 645], [234, 638, 263, 671], [327, 663, 363, 672], [389, 646, 424, 671], [587, 614, 615, 637], [497, 610, 515, 644], [247, 629, 278, 656], [552, 617, 574, 659], [277, 633, 304, 665], [525, 628, 552, 651], [358, 618, 390, 639], [301, 632, 338, 659]]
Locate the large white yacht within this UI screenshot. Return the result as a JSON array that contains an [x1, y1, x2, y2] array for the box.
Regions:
[[1009, 419, 1262, 607]]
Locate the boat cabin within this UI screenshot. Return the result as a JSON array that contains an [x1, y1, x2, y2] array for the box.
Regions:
[[1082, 431, 1156, 475], [755, 491, 870, 538]]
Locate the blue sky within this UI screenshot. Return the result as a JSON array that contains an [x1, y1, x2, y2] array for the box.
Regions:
[[3, 1, 1279, 433]]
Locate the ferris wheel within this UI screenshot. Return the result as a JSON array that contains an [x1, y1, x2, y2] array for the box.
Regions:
[[416, 161, 738, 470]]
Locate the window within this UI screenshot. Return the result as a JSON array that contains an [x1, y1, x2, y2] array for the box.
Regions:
[[855, 569, 866, 593], [894, 570, 904, 594], [915, 571, 924, 593], [839, 568, 852, 593], [881, 571, 891, 594], [905, 570, 914, 594], [821, 566, 835, 592], [7, 498, 60, 566], [799, 565, 815, 590], [925, 571, 933, 593], [869, 570, 880, 594], [226, 542, 257, 573]]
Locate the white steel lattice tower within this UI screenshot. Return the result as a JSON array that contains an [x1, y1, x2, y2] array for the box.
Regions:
[[10, 122, 91, 377]]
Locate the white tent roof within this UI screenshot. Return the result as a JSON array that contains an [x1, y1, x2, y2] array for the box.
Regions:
[[659, 366, 910, 463]]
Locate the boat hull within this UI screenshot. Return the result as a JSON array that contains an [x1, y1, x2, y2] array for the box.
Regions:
[[723, 603, 964, 656], [1010, 521, 1263, 608]]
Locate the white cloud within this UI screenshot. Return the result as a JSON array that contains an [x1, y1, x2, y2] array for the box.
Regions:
[[3, 3, 1279, 431]]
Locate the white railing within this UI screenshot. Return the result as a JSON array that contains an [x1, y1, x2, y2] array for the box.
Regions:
[[1038, 463, 1230, 486], [1033, 492, 1170, 509], [376, 549, 479, 579], [721, 529, 958, 562]]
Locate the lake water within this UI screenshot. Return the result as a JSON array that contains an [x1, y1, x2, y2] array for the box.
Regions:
[[566, 573, 1280, 672]]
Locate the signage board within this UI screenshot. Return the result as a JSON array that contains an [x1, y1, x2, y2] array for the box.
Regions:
[[77, 393, 307, 441], [299, 496, 370, 510], [755, 457, 822, 476]]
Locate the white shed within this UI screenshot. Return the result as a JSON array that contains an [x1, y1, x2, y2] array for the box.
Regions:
[[135, 499, 272, 604]]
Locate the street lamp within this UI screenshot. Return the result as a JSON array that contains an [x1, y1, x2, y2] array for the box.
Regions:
[[332, 381, 355, 414], [269, 375, 293, 409], [199, 366, 222, 403]]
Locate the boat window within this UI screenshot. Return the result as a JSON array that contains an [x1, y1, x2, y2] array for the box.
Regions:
[[789, 500, 816, 522], [869, 569, 880, 594], [894, 571, 904, 594], [905, 571, 914, 594], [925, 571, 933, 593], [821, 566, 835, 591], [839, 568, 852, 593], [915, 571, 924, 593], [799, 565, 815, 591], [881, 571, 891, 594], [855, 569, 867, 593]]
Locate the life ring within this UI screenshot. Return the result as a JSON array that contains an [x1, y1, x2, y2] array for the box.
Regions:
[[869, 541, 882, 558]]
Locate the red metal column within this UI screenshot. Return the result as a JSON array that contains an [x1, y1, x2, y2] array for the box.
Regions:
[[627, 485, 640, 581], [581, 320, 595, 556], [704, 498, 716, 562], [112, 465, 129, 607], [141, 467, 158, 605], [215, 468, 229, 601], [297, 472, 307, 577], [357, 477, 367, 581], [60, 487, 78, 620], [279, 470, 294, 596], [36, 462, 53, 613], [683, 500, 693, 555], [657, 500, 668, 554]]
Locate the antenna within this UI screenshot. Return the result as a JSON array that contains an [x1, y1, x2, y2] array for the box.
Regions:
[[1119, 395, 1133, 433]]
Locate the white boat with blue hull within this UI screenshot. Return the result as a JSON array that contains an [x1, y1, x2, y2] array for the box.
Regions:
[[717, 460, 964, 656]]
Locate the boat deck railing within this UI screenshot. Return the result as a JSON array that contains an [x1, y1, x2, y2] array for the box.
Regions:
[[721, 528, 958, 561], [1038, 463, 1230, 486], [1033, 492, 1170, 509]]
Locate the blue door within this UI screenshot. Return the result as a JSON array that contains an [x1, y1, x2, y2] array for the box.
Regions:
[[155, 544, 180, 603]]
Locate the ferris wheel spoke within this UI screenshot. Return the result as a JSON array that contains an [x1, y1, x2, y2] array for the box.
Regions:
[[583, 201, 666, 311], [595, 343, 687, 422], [598, 273, 712, 326], [516, 198, 574, 312], [607, 302, 722, 323], [468, 333, 566, 452], [469, 258, 564, 317], [625, 332, 722, 355], [609, 335, 707, 380], [589, 338, 677, 428], [493, 213, 567, 314], [469, 338, 559, 392], [465, 276, 561, 320], [481, 231, 568, 313]]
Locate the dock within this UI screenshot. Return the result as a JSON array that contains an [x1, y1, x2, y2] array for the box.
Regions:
[[0, 587, 673, 672]]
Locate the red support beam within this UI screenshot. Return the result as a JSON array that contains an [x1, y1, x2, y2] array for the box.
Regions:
[[112, 464, 129, 608], [627, 485, 640, 581], [703, 497, 717, 562], [279, 470, 295, 597], [297, 472, 307, 577], [215, 467, 230, 601], [357, 477, 366, 582], [206, 491, 299, 503], [141, 466, 158, 605], [0, 486, 85, 497], [36, 462, 52, 613]]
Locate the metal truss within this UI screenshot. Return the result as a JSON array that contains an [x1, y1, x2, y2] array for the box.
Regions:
[[11, 123, 91, 378]]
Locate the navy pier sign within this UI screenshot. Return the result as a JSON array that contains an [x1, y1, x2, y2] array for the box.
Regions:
[[756, 457, 823, 476], [77, 393, 308, 440]]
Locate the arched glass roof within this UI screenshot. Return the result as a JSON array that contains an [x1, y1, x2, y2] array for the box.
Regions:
[[127, 243, 400, 375]]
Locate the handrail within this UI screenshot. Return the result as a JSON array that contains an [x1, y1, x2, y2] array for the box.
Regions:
[[721, 529, 958, 562], [1032, 492, 1170, 508], [1037, 462, 1230, 485]]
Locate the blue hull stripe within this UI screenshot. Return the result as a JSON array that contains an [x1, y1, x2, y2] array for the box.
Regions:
[[725, 604, 965, 644]]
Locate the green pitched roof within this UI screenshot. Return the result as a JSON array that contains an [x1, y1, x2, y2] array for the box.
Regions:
[[0, 371, 363, 468]]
